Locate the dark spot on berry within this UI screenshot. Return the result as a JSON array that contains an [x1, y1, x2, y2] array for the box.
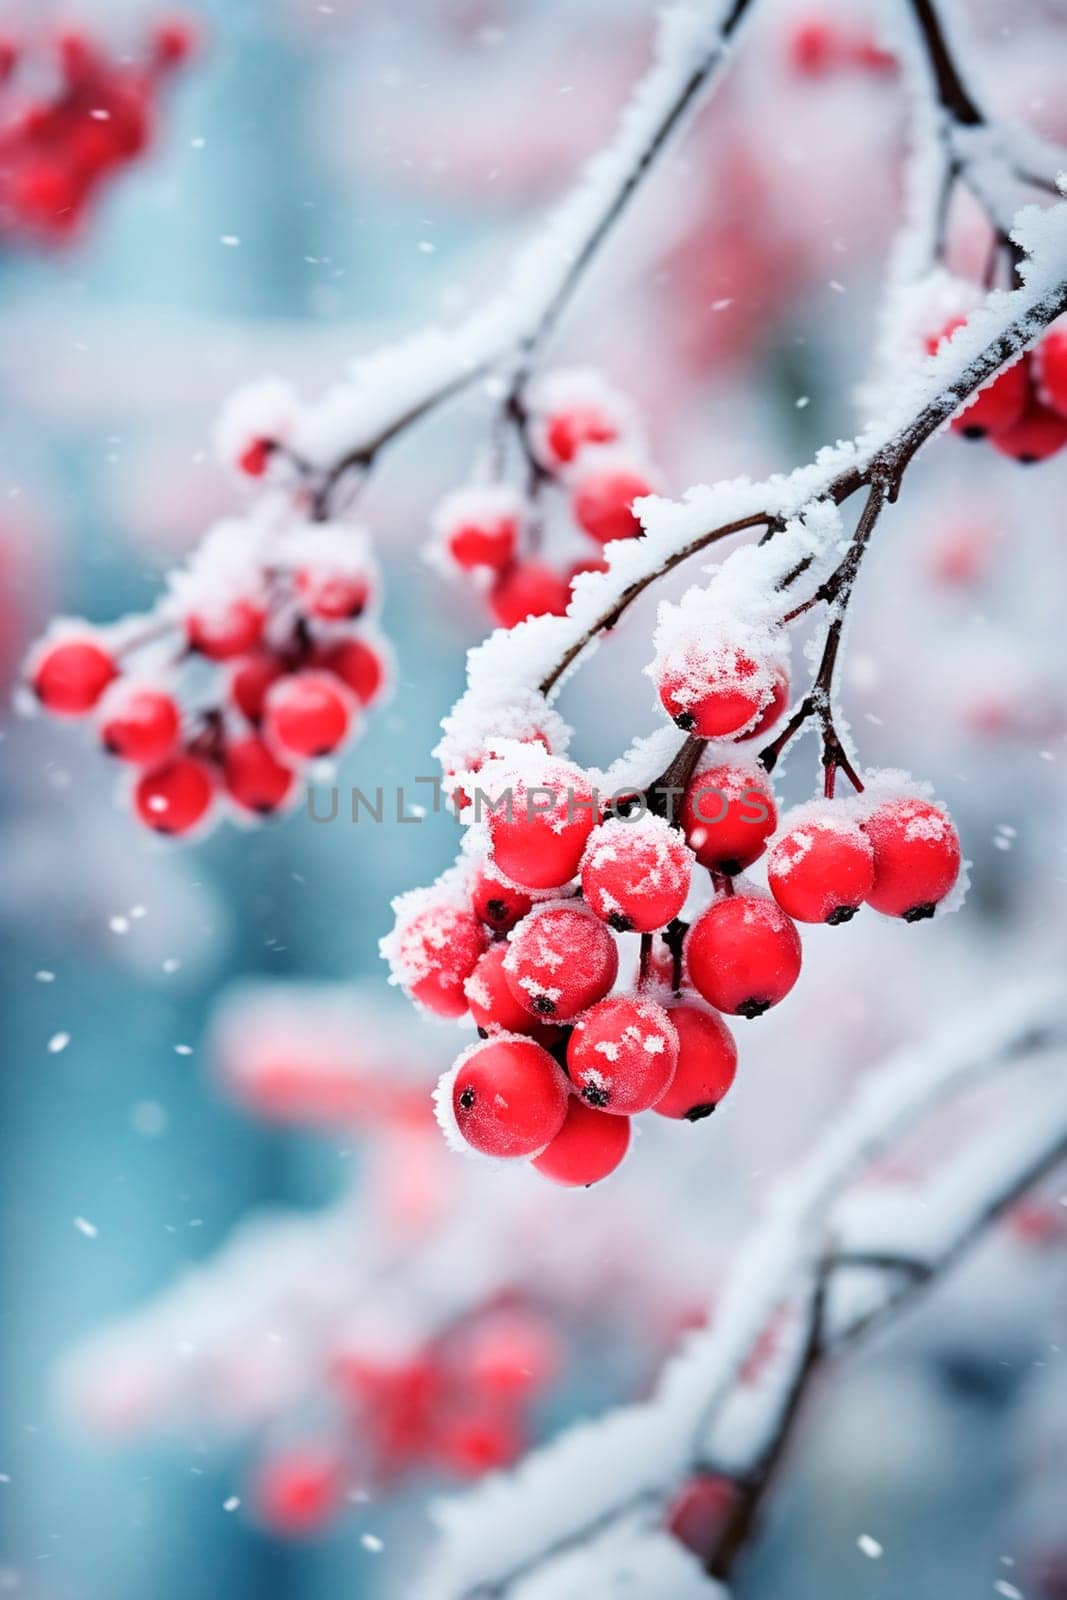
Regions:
[[312, 745, 333, 758], [608, 912, 633, 933], [458, 1085, 476, 1111], [532, 994, 557, 1015], [581, 1084, 610, 1108], [673, 711, 696, 731], [736, 998, 770, 1019], [684, 1102, 716, 1122], [1018, 454, 1038, 465], [485, 898, 508, 925], [903, 902, 937, 922], [102, 738, 120, 757], [348, 601, 365, 619], [716, 858, 741, 876], [826, 905, 857, 925], [253, 802, 276, 816], [961, 424, 986, 441], [476, 1027, 488, 1040]]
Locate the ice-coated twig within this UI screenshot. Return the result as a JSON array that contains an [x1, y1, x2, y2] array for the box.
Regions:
[[421, 979, 1067, 1599]]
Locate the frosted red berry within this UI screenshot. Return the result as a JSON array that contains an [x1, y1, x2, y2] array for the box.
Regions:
[[1035, 325, 1067, 419], [264, 671, 351, 758], [580, 814, 693, 933], [572, 467, 651, 545], [490, 563, 571, 629], [471, 868, 533, 934], [567, 995, 678, 1113], [656, 644, 775, 738], [223, 736, 296, 815], [446, 511, 518, 573], [314, 637, 387, 708], [295, 567, 370, 621], [186, 599, 265, 660], [991, 397, 1067, 464], [391, 900, 489, 1018], [434, 1406, 523, 1477], [484, 756, 598, 890], [465, 945, 560, 1040], [767, 812, 875, 924], [451, 1037, 569, 1157], [544, 404, 620, 466], [532, 1097, 631, 1186], [686, 894, 802, 1018], [504, 903, 619, 1020], [667, 1473, 737, 1561], [654, 1004, 737, 1121], [134, 755, 214, 835], [252, 1448, 342, 1537], [862, 796, 961, 921], [230, 653, 286, 724], [237, 437, 273, 478], [32, 635, 117, 715], [680, 761, 777, 874], [927, 318, 1028, 438], [462, 1309, 560, 1398], [99, 683, 180, 765]]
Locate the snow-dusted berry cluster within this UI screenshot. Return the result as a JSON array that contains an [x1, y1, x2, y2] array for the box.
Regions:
[[385, 701, 963, 1185], [25, 509, 389, 836], [0, 16, 194, 247], [430, 368, 657, 630]]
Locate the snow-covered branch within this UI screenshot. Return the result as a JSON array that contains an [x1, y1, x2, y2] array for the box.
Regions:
[[423, 978, 1067, 1599]]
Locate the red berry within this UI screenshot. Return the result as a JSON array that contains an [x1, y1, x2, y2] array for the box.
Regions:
[[767, 811, 874, 924], [790, 19, 842, 75], [680, 761, 777, 873], [451, 1037, 568, 1157], [567, 995, 677, 1113], [471, 869, 533, 934], [134, 756, 215, 835], [927, 319, 1027, 437], [532, 1097, 631, 1186], [667, 1473, 737, 1560], [580, 815, 693, 933], [991, 397, 1067, 464], [504, 903, 619, 1020], [461, 1309, 560, 1397], [295, 567, 370, 621], [252, 1448, 342, 1537], [31, 635, 117, 715], [186, 599, 265, 660], [572, 467, 651, 545], [264, 671, 351, 758], [686, 895, 802, 1018], [483, 755, 598, 890], [152, 15, 198, 67], [862, 796, 961, 921], [237, 437, 273, 477], [99, 683, 180, 765], [656, 642, 777, 738], [223, 736, 296, 815], [445, 510, 518, 574], [230, 653, 286, 723], [434, 1405, 523, 1478], [465, 945, 560, 1039], [490, 563, 571, 629], [314, 637, 387, 708], [544, 404, 620, 466], [654, 1004, 737, 1121], [389, 899, 489, 1018], [738, 668, 789, 740], [1035, 325, 1067, 419]]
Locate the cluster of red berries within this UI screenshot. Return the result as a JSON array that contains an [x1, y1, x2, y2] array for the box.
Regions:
[[432, 369, 656, 631], [25, 519, 389, 836], [388, 721, 962, 1184], [0, 17, 195, 247], [248, 1302, 560, 1535], [929, 314, 1067, 464]]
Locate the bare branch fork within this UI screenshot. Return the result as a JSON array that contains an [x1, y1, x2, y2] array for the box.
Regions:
[[423, 983, 1067, 1599]]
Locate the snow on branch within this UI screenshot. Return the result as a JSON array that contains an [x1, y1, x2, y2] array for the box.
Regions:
[[422, 978, 1066, 1599]]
